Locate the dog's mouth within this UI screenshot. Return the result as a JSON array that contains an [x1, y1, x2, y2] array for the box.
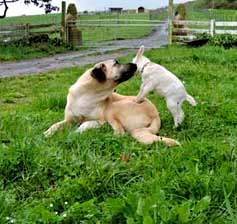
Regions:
[[115, 63, 137, 84]]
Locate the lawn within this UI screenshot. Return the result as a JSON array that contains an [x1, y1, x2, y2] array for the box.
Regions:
[[0, 45, 236, 223]]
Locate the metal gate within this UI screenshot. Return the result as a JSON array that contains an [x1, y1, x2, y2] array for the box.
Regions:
[[75, 18, 168, 49]]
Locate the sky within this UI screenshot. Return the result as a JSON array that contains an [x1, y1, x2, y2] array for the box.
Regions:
[[1, 0, 192, 17]]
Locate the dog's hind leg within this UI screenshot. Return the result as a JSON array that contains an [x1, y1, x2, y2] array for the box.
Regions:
[[107, 116, 125, 135], [130, 117, 180, 146], [131, 129, 180, 146], [166, 99, 184, 127]]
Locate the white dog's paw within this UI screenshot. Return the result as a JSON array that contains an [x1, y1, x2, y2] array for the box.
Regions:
[[174, 115, 184, 127], [136, 97, 145, 104]]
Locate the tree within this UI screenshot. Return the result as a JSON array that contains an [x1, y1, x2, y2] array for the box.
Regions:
[[0, 0, 59, 19]]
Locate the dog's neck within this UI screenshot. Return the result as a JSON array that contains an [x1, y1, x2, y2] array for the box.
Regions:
[[141, 62, 150, 74]]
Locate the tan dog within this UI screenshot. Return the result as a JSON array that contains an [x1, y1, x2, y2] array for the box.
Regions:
[[44, 59, 179, 146]]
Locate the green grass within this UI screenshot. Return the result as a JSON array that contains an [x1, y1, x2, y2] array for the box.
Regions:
[[186, 3, 237, 21], [211, 9, 237, 21], [0, 43, 72, 61], [0, 13, 61, 26], [0, 45, 236, 223]]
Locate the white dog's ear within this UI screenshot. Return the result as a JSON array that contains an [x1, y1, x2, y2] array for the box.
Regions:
[[136, 45, 145, 58]]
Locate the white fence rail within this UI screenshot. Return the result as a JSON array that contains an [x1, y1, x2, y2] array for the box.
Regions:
[[215, 21, 237, 35], [172, 20, 237, 42], [0, 23, 61, 42]]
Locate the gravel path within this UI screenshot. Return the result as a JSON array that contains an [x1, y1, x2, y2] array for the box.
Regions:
[[0, 20, 168, 78], [0, 50, 133, 78]]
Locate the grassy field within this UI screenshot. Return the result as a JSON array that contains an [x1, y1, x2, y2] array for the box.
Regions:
[[0, 13, 61, 26], [0, 11, 163, 42], [186, 3, 237, 21], [0, 11, 167, 61], [0, 45, 236, 223]]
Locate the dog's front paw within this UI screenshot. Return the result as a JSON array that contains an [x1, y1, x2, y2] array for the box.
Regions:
[[44, 129, 52, 138], [114, 130, 125, 135]]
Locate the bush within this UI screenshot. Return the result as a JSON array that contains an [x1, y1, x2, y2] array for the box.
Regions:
[[210, 34, 237, 48], [9, 36, 67, 48], [196, 33, 237, 48]]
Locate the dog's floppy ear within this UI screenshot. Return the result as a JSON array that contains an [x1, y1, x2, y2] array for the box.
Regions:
[[136, 45, 145, 58], [91, 64, 106, 82]]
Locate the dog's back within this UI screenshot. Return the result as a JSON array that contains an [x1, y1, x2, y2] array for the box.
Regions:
[[141, 62, 187, 99]]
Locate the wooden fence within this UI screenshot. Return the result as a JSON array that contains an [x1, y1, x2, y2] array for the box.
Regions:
[[0, 23, 61, 42], [172, 20, 237, 42]]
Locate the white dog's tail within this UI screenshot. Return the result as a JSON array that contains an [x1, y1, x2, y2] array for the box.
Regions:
[[186, 95, 197, 106]]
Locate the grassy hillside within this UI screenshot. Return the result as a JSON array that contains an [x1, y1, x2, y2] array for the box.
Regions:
[[194, 0, 237, 10], [186, 3, 237, 21], [0, 13, 61, 26], [0, 45, 236, 223]]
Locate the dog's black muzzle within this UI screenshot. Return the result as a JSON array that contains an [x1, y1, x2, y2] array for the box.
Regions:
[[116, 63, 137, 84]]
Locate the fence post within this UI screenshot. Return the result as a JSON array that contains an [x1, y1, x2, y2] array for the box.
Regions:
[[61, 1, 66, 42], [210, 19, 215, 36], [168, 0, 173, 45], [25, 23, 30, 39]]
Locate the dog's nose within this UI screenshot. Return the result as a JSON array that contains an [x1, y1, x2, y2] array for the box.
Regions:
[[129, 63, 137, 72]]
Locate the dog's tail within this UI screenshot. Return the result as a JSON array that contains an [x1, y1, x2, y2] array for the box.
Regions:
[[131, 117, 180, 146], [186, 94, 197, 106], [44, 120, 68, 137]]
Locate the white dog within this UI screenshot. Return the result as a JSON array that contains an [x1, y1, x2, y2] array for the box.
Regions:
[[132, 46, 196, 127]]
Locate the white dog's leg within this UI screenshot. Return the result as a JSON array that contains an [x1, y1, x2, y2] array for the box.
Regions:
[[175, 103, 184, 127], [166, 99, 184, 127], [137, 82, 154, 103], [75, 121, 102, 133]]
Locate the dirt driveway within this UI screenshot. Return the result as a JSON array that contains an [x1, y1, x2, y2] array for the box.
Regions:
[[0, 49, 134, 78], [0, 21, 168, 78]]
